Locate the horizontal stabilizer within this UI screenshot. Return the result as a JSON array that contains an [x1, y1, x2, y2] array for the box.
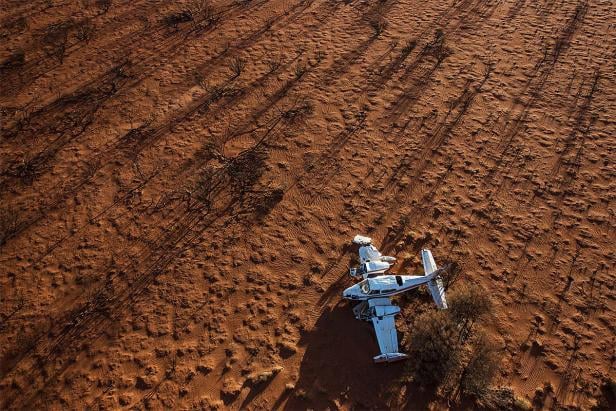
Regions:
[[373, 352, 409, 363], [421, 249, 438, 275], [428, 277, 448, 309], [422, 249, 447, 309]]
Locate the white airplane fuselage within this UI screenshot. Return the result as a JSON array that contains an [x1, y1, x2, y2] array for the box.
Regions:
[[342, 274, 434, 301]]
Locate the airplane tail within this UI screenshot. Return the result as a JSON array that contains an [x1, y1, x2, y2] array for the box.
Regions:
[[421, 249, 448, 309], [427, 277, 448, 309]]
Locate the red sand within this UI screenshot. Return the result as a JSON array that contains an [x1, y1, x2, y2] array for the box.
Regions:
[[1, 0, 614, 409]]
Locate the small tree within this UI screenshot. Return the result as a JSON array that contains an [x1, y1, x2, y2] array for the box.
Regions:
[[406, 283, 499, 404], [459, 334, 499, 398], [407, 310, 460, 386], [448, 284, 491, 342]]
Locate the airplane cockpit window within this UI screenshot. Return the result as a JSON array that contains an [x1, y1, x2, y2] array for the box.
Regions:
[[395, 275, 403, 286], [360, 280, 370, 294]]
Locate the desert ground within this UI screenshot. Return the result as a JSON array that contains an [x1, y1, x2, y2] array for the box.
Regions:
[[1, 0, 615, 409]]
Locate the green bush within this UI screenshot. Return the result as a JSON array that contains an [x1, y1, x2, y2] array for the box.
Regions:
[[407, 310, 460, 386]]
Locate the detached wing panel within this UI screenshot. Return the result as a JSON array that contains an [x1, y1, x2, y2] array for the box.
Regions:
[[369, 302, 408, 363]]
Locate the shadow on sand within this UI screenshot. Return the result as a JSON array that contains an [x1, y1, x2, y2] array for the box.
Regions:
[[280, 297, 435, 409]]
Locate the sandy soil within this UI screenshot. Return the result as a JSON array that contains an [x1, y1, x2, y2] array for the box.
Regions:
[[1, 0, 614, 409]]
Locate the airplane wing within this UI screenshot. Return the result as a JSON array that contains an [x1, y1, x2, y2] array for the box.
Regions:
[[368, 298, 408, 363]]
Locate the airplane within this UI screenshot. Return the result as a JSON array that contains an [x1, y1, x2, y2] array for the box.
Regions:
[[349, 234, 397, 279], [343, 244, 448, 363]]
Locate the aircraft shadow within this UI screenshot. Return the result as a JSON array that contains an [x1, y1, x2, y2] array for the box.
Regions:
[[281, 300, 434, 409]]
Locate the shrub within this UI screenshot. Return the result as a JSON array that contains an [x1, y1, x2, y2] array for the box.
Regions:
[[0, 209, 19, 247], [266, 58, 281, 74], [95, 0, 112, 14], [406, 283, 500, 404], [513, 394, 533, 411], [75, 20, 95, 42], [255, 188, 284, 217], [407, 310, 460, 386], [229, 57, 245, 79], [459, 335, 499, 398], [402, 39, 417, 54], [163, 10, 193, 29], [370, 17, 388, 37], [294, 62, 306, 79], [1, 50, 25, 72], [448, 284, 491, 341], [41, 22, 71, 62]]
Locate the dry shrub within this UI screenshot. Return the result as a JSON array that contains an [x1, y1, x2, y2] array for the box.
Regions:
[[440, 260, 462, 290], [1, 50, 25, 72], [229, 57, 245, 79], [402, 39, 417, 54], [448, 284, 491, 342], [370, 17, 388, 37], [282, 101, 314, 124], [163, 10, 193, 29], [406, 284, 499, 402], [254, 187, 284, 217], [0, 209, 20, 247], [406, 310, 460, 386], [191, 0, 217, 26], [266, 58, 281, 74], [459, 335, 499, 398], [227, 149, 267, 193], [294, 62, 306, 79], [474, 387, 535, 411], [95, 0, 112, 14], [246, 366, 283, 386], [426, 29, 452, 62], [75, 20, 95, 42], [513, 394, 533, 411], [41, 22, 71, 62]]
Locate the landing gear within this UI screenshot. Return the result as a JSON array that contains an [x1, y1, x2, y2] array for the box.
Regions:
[[352, 301, 372, 321]]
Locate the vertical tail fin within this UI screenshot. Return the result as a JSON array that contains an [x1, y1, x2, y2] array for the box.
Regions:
[[422, 249, 448, 309]]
